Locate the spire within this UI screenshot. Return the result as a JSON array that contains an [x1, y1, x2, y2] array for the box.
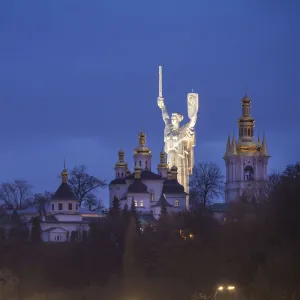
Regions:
[[231, 130, 237, 155], [159, 65, 163, 98], [261, 132, 270, 156], [61, 159, 68, 183], [224, 135, 231, 156]]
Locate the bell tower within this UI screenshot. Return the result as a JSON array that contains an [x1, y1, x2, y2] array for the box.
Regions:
[[223, 94, 270, 202]]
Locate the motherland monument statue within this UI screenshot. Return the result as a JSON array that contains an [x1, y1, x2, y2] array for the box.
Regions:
[[157, 65, 199, 197]]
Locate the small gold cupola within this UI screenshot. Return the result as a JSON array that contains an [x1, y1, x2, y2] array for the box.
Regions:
[[61, 159, 68, 183], [171, 165, 178, 180], [167, 168, 172, 180], [157, 150, 168, 178]]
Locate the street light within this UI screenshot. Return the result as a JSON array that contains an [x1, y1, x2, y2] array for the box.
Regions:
[[214, 285, 236, 299]]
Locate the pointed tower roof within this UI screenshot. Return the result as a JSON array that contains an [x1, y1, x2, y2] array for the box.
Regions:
[[231, 130, 237, 155], [223, 135, 231, 158], [261, 133, 270, 157]]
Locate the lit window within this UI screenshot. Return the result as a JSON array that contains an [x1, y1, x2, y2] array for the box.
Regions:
[[174, 200, 179, 207], [134, 200, 138, 207], [140, 200, 144, 207]]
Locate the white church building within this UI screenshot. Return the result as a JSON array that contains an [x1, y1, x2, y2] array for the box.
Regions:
[[109, 131, 187, 220], [5, 166, 104, 243]]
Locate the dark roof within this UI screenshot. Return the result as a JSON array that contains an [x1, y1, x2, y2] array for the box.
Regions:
[[126, 170, 162, 180], [209, 203, 228, 213], [162, 179, 186, 194], [140, 214, 157, 226], [109, 178, 126, 185], [52, 183, 77, 201], [153, 193, 173, 208], [128, 179, 149, 194]]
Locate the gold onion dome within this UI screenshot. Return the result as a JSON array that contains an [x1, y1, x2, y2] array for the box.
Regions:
[[242, 94, 251, 103], [61, 160, 68, 183], [134, 131, 151, 155]]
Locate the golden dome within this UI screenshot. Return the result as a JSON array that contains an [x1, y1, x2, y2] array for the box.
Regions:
[[242, 94, 251, 103]]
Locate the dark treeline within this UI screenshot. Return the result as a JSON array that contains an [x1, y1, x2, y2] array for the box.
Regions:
[[1, 163, 300, 300]]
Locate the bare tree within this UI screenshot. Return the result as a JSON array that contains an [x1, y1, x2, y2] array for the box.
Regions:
[[189, 162, 224, 208], [282, 162, 300, 179], [68, 165, 106, 207], [83, 192, 104, 211], [33, 191, 54, 214], [0, 180, 33, 210], [267, 171, 282, 195]]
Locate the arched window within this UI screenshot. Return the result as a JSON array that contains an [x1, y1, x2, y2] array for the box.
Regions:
[[139, 160, 142, 167], [121, 172, 124, 177], [244, 166, 254, 181]]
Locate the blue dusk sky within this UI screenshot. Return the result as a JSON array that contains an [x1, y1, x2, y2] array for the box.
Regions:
[[0, 0, 299, 206]]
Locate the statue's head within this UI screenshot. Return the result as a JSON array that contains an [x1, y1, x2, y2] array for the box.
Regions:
[[171, 113, 184, 129]]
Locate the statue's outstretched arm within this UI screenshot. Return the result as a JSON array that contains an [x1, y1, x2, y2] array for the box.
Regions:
[[188, 114, 197, 129], [158, 98, 170, 125]]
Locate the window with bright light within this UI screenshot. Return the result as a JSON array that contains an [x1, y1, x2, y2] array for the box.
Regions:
[[174, 200, 179, 207], [134, 200, 138, 207], [140, 200, 144, 207]]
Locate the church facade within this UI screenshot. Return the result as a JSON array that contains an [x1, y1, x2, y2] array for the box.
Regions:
[[109, 131, 187, 220], [5, 166, 104, 243], [223, 94, 270, 202]]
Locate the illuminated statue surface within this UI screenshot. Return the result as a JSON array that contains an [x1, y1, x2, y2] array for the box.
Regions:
[[157, 66, 199, 195]]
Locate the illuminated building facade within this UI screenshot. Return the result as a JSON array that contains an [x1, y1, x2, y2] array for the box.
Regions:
[[223, 94, 270, 202]]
